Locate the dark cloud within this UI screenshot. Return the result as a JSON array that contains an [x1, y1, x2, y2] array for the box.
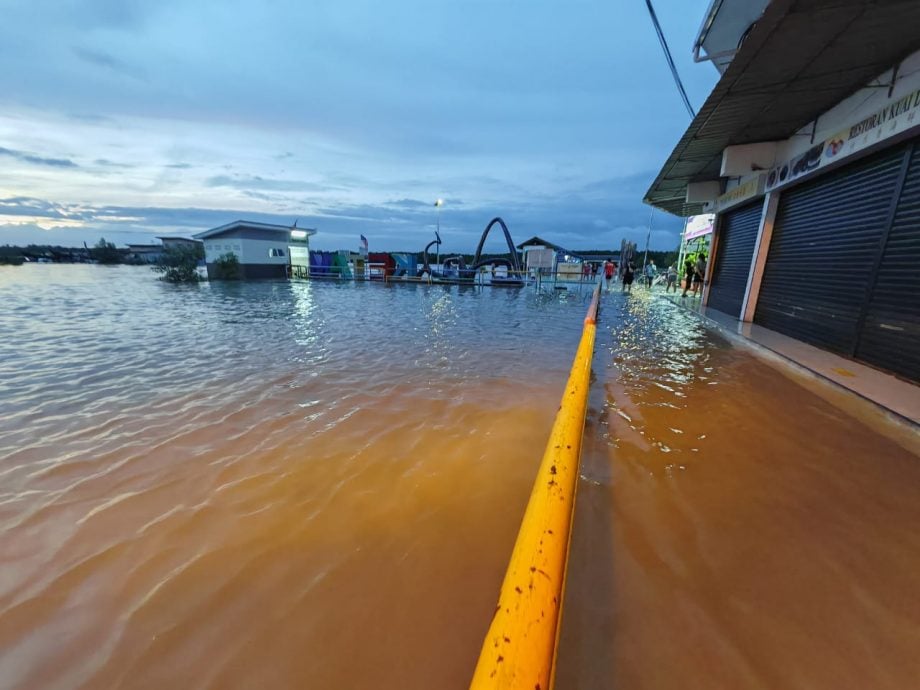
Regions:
[[72, 46, 146, 80], [94, 158, 135, 168], [205, 175, 337, 193], [165, 163, 192, 169], [384, 198, 431, 209], [0, 147, 78, 168], [65, 112, 114, 124]]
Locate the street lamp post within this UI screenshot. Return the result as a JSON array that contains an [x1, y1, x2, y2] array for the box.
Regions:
[[435, 198, 443, 271]]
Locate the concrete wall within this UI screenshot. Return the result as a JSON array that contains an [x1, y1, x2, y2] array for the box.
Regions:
[[204, 262, 288, 280], [203, 230, 243, 264], [202, 231, 290, 266], [239, 238, 290, 265]]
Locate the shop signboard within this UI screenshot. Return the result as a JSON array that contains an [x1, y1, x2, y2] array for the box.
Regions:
[[685, 213, 715, 241], [766, 87, 920, 192], [715, 176, 764, 211]]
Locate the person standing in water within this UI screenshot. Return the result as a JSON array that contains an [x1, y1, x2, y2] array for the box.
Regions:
[[622, 262, 635, 293], [644, 259, 658, 288], [682, 255, 695, 297], [666, 263, 678, 293], [693, 253, 707, 297], [603, 259, 615, 291]]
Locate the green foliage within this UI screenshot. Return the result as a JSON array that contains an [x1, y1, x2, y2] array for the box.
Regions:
[[92, 238, 121, 264], [0, 246, 24, 265], [644, 249, 678, 270], [213, 252, 241, 280], [153, 244, 204, 283]]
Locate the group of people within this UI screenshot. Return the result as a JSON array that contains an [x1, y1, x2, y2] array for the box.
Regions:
[[595, 252, 708, 296], [680, 252, 708, 297]]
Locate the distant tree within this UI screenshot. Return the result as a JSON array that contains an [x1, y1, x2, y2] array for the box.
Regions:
[[91, 238, 121, 264], [213, 252, 241, 280], [0, 245, 24, 265], [153, 244, 204, 283]]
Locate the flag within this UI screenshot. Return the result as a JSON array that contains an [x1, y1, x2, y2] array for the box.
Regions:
[[360, 234, 368, 251]]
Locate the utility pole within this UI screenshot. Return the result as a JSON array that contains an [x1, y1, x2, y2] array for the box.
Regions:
[[676, 215, 690, 278], [642, 207, 654, 272]]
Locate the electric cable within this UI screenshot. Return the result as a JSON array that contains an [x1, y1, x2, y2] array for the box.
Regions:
[[644, 0, 696, 119]]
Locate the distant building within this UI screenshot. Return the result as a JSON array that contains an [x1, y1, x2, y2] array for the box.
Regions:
[[157, 236, 202, 251], [125, 244, 164, 264], [516, 236, 565, 272], [193, 220, 316, 279], [516, 236, 618, 272]]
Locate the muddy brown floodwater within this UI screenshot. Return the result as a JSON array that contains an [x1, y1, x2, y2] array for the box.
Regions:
[[557, 293, 920, 690], [1, 265, 918, 690]]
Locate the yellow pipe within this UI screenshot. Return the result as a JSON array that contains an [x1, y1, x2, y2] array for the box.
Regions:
[[469, 285, 600, 690]]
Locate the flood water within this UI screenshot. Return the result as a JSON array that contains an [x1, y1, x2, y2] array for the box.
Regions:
[[0, 264, 918, 690]]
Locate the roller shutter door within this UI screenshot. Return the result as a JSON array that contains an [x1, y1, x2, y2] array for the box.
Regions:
[[707, 201, 762, 317], [856, 141, 920, 382], [755, 145, 905, 355]]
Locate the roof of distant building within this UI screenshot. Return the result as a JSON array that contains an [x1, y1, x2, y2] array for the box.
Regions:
[[515, 235, 567, 251], [193, 220, 317, 240]]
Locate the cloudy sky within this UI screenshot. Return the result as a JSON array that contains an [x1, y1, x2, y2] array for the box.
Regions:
[[0, 0, 717, 253]]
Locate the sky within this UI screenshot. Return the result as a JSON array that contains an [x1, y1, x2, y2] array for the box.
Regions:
[[0, 0, 718, 253]]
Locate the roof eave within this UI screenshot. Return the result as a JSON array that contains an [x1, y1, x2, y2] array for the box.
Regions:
[[645, 0, 920, 216]]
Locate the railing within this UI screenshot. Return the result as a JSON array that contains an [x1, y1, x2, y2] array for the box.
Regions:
[[290, 263, 605, 288], [468, 283, 601, 690]]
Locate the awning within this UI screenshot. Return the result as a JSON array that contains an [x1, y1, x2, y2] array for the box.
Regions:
[[645, 0, 920, 216]]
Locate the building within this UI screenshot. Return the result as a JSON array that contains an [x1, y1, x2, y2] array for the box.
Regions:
[[516, 236, 566, 273], [193, 221, 316, 279], [125, 244, 164, 264], [645, 0, 920, 384], [157, 236, 203, 251]]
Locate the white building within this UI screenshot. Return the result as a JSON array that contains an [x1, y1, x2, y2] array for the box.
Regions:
[[194, 221, 316, 280]]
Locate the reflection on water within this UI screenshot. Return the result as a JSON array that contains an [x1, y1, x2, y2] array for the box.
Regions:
[[1, 266, 918, 689]]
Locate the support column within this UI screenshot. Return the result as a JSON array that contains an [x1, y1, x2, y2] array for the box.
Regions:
[[741, 191, 780, 323], [700, 214, 721, 307]]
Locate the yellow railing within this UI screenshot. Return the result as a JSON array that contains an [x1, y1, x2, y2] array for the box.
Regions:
[[469, 284, 601, 690]]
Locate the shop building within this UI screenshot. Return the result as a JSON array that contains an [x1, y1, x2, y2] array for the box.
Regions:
[[645, 0, 920, 384]]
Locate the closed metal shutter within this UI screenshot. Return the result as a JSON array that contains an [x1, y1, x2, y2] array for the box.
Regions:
[[856, 141, 920, 382], [755, 145, 906, 355], [707, 201, 762, 317]]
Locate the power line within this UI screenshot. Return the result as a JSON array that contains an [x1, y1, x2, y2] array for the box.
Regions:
[[644, 0, 696, 119]]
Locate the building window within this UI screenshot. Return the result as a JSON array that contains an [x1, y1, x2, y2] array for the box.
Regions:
[[269, 248, 286, 257], [224, 244, 231, 250]]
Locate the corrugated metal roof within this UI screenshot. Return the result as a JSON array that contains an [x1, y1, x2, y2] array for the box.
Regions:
[[645, 0, 920, 216]]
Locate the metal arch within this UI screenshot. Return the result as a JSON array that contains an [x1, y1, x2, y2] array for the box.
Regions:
[[471, 217, 521, 272], [420, 237, 441, 274]]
